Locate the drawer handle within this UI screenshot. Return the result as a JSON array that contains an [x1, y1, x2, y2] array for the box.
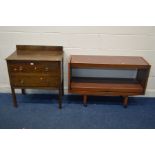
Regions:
[[20, 80, 24, 84], [40, 77, 43, 80], [14, 68, 17, 71], [34, 67, 37, 70], [45, 67, 49, 71], [19, 66, 23, 71], [30, 62, 34, 66]]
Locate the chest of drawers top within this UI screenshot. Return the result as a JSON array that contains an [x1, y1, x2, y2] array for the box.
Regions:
[[6, 45, 63, 62]]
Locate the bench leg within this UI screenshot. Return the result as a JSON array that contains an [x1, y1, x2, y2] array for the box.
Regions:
[[21, 89, 26, 95], [123, 96, 128, 108], [11, 86, 18, 107], [62, 81, 64, 96], [83, 95, 87, 107], [58, 86, 62, 109]]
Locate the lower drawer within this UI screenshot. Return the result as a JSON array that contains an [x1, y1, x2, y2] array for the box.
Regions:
[[11, 75, 59, 88]]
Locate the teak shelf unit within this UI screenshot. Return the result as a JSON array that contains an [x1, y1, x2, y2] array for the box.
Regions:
[[68, 55, 151, 107], [6, 45, 64, 109]]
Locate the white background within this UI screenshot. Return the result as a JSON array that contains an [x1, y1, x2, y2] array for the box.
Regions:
[[0, 0, 155, 155]]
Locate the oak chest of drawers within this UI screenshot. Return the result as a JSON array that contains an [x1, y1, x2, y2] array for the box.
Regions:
[[6, 45, 64, 109]]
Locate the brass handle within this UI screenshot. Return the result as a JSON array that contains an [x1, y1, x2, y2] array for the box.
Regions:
[[40, 77, 43, 80], [19, 66, 23, 71], [20, 80, 24, 84], [34, 66, 37, 70], [14, 68, 17, 71], [45, 67, 49, 71], [30, 62, 34, 66]]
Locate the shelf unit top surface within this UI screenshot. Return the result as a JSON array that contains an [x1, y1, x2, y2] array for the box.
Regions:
[[70, 55, 150, 67]]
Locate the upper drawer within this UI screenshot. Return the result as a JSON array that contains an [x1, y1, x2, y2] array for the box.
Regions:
[[7, 61, 60, 74]]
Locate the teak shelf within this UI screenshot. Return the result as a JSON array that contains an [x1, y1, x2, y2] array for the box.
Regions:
[[68, 55, 151, 107], [6, 45, 64, 109]]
